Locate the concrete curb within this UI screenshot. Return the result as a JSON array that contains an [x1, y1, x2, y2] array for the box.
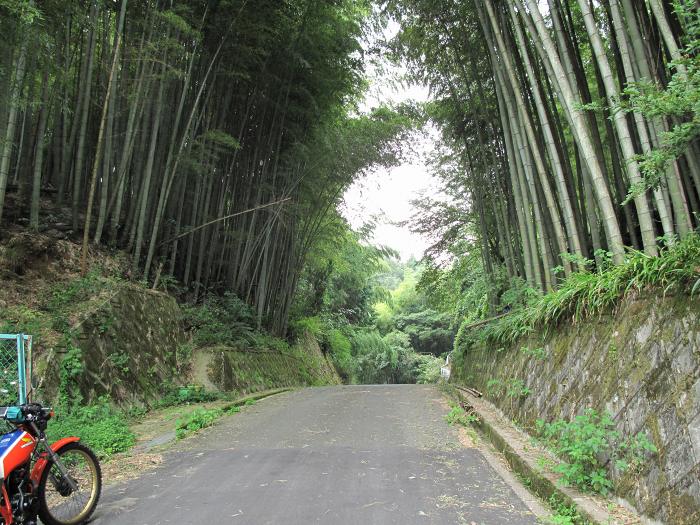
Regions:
[[221, 387, 293, 411], [449, 385, 642, 525], [134, 388, 293, 452]]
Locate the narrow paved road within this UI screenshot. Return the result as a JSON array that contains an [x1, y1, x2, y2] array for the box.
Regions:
[[93, 385, 540, 524]]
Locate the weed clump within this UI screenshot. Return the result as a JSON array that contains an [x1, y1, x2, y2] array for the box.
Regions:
[[545, 495, 585, 525], [536, 409, 656, 495], [175, 407, 224, 439], [444, 404, 479, 426], [175, 404, 243, 439]]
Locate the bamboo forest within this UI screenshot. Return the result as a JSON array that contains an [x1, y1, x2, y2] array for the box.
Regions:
[[1, 0, 699, 524]]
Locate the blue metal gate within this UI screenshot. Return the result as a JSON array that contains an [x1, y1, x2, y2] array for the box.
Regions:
[[0, 334, 31, 406]]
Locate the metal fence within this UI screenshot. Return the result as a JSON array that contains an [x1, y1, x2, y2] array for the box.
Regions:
[[0, 334, 30, 406], [440, 353, 451, 380]]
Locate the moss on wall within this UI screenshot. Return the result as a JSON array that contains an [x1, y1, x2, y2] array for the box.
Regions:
[[35, 283, 340, 407], [452, 294, 700, 524], [67, 284, 184, 405], [193, 333, 341, 395]]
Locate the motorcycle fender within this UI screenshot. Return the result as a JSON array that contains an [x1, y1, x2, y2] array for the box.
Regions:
[[30, 437, 81, 486]]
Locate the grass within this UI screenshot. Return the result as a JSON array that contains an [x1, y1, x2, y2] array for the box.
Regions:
[[457, 233, 700, 351], [176, 407, 228, 439], [444, 403, 479, 426]]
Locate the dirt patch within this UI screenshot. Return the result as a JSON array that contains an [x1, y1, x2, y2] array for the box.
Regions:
[[101, 452, 164, 486]]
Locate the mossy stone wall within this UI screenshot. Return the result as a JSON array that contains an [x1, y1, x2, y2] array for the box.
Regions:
[[452, 295, 700, 524], [192, 333, 341, 394], [51, 286, 340, 405], [71, 284, 185, 405]]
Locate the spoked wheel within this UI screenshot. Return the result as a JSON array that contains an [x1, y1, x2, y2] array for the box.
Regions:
[[38, 442, 101, 525]]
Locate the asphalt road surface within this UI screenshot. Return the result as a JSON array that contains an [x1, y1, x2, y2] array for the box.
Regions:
[[92, 385, 541, 525]]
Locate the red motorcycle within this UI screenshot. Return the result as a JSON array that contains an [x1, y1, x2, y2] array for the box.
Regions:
[[0, 404, 101, 525]]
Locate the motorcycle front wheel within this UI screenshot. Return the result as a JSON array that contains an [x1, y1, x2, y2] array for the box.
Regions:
[[37, 442, 102, 525]]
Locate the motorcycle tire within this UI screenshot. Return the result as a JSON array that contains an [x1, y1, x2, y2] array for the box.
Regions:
[[37, 442, 101, 525]]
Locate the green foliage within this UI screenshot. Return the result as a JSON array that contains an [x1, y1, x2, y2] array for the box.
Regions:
[[486, 378, 503, 397], [175, 407, 224, 439], [47, 270, 105, 314], [326, 328, 355, 381], [347, 328, 444, 385], [536, 410, 657, 494], [456, 234, 700, 354], [414, 353, 443, 384], [371, 262, 455, 363], [0, 305, 51, 337], [0, 0, 41, 24], [155, 9, 201, 40], [197, 129, 241, 151], [293, 221, 395, 328], [484, 377, 529, 399], [290, 316, 325, 339], [47, 401, 135, 458], [505, 379, 530, 399], [184, 293, 256, 348], [58, 344, 84, 406], [445, 404, 479, 426], [288, 315, 357, 380], [175, 402, 245, 438], [175, 343, 194, 374], [624, 0, 700, 196], [154, 385, 222, 409], [521, 346, 546, 360], [392, 309, 454, 355], [351, 330, 396, 384], [545, 495, 585, 525], [108, 351, 129, 374]]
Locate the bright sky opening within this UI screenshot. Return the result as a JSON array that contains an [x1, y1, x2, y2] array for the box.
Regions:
[[341, 20, 440, 262]]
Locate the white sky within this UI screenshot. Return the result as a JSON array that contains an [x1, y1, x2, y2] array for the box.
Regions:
[[340, 22, 441, 261]]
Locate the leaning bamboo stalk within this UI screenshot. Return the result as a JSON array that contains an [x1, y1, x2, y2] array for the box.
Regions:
[[508, 6, 584, 264], [81, 0, 126, 275], [519, 0, 625, 263], [577, 0, 659, 255]]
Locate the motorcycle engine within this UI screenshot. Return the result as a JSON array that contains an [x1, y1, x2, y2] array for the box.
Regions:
[[7, 468, 36, 525]]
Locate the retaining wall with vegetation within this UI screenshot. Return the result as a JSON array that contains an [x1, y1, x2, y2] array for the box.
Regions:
[[36, 284, 339, 406], [452, 294, 700, 524], [192, 334, 340, 394], [34, 283, 185, 404]]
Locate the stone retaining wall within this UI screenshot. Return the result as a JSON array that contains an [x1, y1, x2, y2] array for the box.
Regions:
[[452, 295, 700, 524]]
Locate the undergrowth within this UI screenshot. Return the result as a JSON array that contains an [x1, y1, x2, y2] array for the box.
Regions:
[[444, 403, 479, 426], [176, 407, 226, 439], [157, 385, 223, 408], [456, 233, 700, 352], [183, 293, 255, 348], [46, 400, 135, 458], [536, 409, 657, 495], [544, 495, 587, 525], [175, 400, 253, 439]]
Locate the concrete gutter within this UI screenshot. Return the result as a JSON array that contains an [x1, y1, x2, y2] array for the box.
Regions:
[[449, 385, 643, 525]]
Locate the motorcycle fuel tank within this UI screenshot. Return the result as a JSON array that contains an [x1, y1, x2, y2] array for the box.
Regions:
[[0, 429, 35, 478]]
